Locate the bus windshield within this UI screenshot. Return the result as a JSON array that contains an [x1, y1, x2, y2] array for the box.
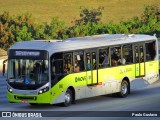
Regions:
[[8, 59, 49, 90]]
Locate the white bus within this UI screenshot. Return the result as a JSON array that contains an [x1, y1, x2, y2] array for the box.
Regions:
[[7, 34, 159, 106]]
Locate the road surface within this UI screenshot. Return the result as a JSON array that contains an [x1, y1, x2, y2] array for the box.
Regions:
[[0, 75, 160, 120]]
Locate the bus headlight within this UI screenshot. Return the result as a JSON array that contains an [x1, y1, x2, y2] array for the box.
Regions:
[[7, 87, 13, 93], [38, 86, 49, 94]]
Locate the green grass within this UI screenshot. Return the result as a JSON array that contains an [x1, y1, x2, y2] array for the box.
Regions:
[[0, 0, 160, 25]]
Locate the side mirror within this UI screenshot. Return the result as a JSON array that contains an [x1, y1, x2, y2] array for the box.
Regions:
[[3, 59, 7, 76]]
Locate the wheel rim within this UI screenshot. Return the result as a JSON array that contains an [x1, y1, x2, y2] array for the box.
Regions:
[[65, 92, 71, 104], [122, 82, 127, 95]]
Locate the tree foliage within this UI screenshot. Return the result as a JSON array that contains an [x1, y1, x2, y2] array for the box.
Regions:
[[0, 5, 160, 50], [75, 7, 103, 25]]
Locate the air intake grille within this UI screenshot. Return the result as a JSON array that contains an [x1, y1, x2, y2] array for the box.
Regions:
[[14, 95, 37, 100]]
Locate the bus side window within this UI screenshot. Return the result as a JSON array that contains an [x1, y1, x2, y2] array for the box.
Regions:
[[86, 53, 91, 70], [63, 53, 73, 73], [51, 53, 63, 75], [110, 46, 121, 66], [122, 44, 133, 64], [74, 51, 84, 72], [140, 46, 144, 62], [145, 41, 156, 61], [92, 52, 96, 70], [50, 53, 63, 84], [99, 48, 109, 68], [145, 43, 151, 61]]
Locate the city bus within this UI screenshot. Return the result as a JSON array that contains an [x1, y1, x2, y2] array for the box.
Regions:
[[7, 34, 159, 106], [158, 38, 160, 72]]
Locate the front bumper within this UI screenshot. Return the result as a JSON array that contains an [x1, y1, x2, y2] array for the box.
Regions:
[[7, 91, 51, 104]]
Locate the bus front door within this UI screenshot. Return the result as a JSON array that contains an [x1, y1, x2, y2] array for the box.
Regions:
[[134, 45, 145, 77], [86, 50, 98, 85]]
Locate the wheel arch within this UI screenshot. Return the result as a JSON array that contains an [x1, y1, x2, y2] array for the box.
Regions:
[[67, 86, 76, 103], [122, 77, 130, 94]]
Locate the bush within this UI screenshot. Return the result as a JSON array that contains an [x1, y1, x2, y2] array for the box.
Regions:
[[0, 5, 160, 51]]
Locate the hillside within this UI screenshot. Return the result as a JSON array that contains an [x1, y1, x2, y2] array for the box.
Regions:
[[0, 0, 159, 25]]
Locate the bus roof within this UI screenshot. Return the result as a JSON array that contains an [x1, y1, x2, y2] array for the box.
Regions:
[[10, 34, 157, 55]]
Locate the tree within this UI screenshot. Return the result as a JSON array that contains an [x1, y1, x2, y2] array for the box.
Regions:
[[68, 7, 104, 37], [44, 18, 68, 40], [75, 7, 104, 25]]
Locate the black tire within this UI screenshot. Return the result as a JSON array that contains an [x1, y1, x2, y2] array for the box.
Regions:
[[118, 80, 129, 98], [63, 89, 72, 107]]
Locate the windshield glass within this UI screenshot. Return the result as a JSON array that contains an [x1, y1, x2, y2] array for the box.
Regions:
[[8, 59, 49, 90]]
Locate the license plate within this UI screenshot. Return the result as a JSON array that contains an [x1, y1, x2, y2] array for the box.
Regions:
[[22, 100, 28, 103]]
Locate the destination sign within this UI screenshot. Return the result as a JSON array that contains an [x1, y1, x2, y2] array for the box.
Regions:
[[15, 51, 40, 57], [9, 50, 48, 60]]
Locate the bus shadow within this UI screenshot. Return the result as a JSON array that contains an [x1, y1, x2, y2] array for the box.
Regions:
[[130, 79, 150, 90], [15, 103, 65, 110]]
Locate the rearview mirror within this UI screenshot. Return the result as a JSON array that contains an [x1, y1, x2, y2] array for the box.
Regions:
[[3, 59, 7, 76]]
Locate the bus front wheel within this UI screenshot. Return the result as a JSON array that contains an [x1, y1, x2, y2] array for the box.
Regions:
[[118, 80, 129, 98], [63, 89, 72, 107]]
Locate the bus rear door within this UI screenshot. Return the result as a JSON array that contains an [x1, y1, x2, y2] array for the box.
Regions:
[[85, 50, 98, 85], [134, 44, 145, 77]]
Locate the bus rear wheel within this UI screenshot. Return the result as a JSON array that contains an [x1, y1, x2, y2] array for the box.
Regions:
[[63, 89, 72, 107], [118, 80, 129, 98]]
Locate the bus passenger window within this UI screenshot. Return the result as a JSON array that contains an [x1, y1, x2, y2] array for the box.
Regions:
[[145, 41, 156, 61], [92, 52, 96, 70], [99, 48, 109, 68], [50, 53, 63, 76], [122, 45, 133, 64], [134, 46, 139, 63], [74, 51, 84, 72], [64, 63, 70, 73], [145, 43, 151, 61], [140, 46, 144, 62], [86, 53, 91, 70], [110, 47, 121, 66], [64, 53, 73, 73], [151, 42, 156, 60]]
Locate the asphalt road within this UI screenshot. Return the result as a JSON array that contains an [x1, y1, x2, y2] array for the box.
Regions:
[[0, 78, 160, 120]]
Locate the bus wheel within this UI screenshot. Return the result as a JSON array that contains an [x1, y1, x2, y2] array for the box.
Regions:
[[118, 80, 129, 98], [63, 89, 72, 107]]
